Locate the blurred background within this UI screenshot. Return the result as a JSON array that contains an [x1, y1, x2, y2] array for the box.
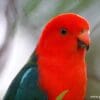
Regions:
[[0, 0, 100, 100]]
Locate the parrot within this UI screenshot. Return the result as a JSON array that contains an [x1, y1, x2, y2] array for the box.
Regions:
[[4, 13, 90, 100]]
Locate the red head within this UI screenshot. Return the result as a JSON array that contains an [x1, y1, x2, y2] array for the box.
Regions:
[[37, 13, 90, 59]]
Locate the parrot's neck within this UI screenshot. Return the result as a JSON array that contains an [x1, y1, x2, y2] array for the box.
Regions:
[[38, 50, 86, 69]]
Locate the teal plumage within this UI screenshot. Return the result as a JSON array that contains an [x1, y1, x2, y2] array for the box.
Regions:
[[4, 53, 47, 100]]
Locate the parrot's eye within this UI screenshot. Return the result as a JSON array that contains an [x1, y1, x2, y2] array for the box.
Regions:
[[60, 28, 68, 35]]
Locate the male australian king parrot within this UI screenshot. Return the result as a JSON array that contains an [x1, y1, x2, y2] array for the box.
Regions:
[[4, 13, 90, 100]]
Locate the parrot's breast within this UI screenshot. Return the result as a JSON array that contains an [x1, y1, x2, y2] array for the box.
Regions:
[[37, 57, 87, 100]]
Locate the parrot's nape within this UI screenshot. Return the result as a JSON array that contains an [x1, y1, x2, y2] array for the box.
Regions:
[[4, 13, 90, 100]]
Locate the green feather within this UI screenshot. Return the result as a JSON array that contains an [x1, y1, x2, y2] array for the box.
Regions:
[[56, 90, 69, 100]]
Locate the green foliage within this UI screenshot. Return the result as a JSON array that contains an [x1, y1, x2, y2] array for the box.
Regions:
[[23, 0, 41, 16]]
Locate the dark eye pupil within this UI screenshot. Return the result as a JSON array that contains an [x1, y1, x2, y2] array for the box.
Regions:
[[60, 28, 68, 35]]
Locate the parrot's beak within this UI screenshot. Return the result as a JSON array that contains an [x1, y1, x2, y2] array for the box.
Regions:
[[77, 31, 90, 50]]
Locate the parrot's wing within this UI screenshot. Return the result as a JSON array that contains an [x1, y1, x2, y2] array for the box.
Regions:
[[3, 52, 47, 100]]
